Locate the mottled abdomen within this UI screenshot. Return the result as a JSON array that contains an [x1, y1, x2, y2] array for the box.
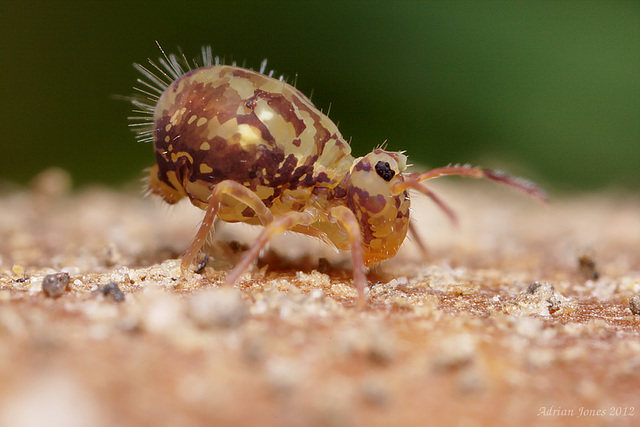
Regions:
[[149, 65, 354, 221]]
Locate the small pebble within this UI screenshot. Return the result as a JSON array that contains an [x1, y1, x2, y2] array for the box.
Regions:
[[98, 282, 125, 303], [29, 167, 72, 197], [42, 272, 70, 298], [578, 251, 599, 280], [527, 281, 554, 294], [195, 256, 208, 274], [432, 334, 476, 370], [629, 295, 640, 315], [509, 281, 572, 316], [188, 288, 247, 328], [318, 258, 331, 274], [359, 378, 389, 407], [12, 265, 24, 277]]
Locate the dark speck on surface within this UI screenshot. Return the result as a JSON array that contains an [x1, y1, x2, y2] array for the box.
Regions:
[[629, 295, 640, 315], [98, 282, 125, 303]]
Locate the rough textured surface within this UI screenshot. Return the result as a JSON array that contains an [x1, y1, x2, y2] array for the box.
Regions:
[[1, 169, 639, 427]]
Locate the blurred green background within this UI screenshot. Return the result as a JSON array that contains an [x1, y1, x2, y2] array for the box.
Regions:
[[1, 0, 638, 190]]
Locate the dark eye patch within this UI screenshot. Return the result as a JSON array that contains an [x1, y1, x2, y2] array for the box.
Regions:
[[375, 161, 395, 182]]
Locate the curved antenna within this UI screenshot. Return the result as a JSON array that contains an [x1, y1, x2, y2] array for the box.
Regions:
[[405, 181, 458, 226], [392, 164, 547, 202]]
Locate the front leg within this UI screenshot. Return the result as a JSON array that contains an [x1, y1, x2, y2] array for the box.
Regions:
[[328, 206, 367, 308]]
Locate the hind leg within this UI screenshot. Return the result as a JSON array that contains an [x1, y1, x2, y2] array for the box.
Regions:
[[224, 210, 317, 285], [181, 180, 274, 274]]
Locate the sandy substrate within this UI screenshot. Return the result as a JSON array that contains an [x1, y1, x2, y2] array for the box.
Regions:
[[0, 169, 639, 427]]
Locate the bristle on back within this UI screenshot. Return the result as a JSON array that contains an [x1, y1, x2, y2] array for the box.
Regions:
[[128, 43, 280, 143]]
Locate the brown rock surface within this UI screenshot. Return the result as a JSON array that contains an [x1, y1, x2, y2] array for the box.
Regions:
[[1, 172, 639, 427]]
